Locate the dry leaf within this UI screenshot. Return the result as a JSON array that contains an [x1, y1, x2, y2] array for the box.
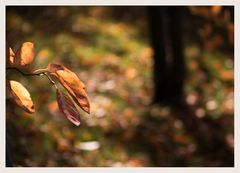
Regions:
[[15, 42, 35, 66], [56, 89, 81, 126], [6, 44, 15, 67], [48, 64, 90, 114], [9, 47, 15, 64], [8, 80, 35, 113]]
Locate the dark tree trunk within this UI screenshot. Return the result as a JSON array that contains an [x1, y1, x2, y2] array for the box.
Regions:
[[168, 7, 185, 102], [148, 6, 185, 104]]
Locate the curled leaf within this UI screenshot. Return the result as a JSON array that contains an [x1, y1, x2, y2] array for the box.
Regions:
[[15, 42, 35, 67], [6, 44, 15, 67], [8, 80, 35, 113], [56, 89, 81, 126], [9, 47, 15, 64], [47, 64, 90, 114]]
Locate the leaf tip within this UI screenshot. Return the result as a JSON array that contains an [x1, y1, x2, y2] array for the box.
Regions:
[[28, 104, 35, 113], [83, 106, 90, 114], [67, 114, 81, 126]]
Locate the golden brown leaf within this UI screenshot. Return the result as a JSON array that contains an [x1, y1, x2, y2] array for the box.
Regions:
[[47, 64, 90, 114], [9, 47, 15, 64], [8, 80, 35, 113], [6, 43, 15, 67], [15, 42, 35, 66], [56, 89, 81, 126]]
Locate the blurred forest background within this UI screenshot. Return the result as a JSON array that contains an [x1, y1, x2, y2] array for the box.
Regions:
[[6, 6, 234, 167]]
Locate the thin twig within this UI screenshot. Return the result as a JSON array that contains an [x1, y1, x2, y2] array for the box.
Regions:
[[6, 67, 58, 89], [6, 67, 46, 76]]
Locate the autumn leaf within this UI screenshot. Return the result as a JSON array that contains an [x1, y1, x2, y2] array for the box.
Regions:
[[9, 47, 15, 64], [6, 44, 15, 67], [56, 89, 81, 126], [8, 80, 35, 113], [47, 64, 90, 114], [15, 42, 35, 66]]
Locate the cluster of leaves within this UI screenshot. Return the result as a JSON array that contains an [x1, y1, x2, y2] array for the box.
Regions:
[[6, 42, 90, 126]]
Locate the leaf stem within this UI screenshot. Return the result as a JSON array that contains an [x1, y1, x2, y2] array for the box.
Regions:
[[43, 73, 58, 89], [33, 68, 49, 74]]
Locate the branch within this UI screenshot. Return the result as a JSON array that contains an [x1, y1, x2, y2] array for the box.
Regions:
[[6, 67, 58, 89], [6, 67, 48, 76]]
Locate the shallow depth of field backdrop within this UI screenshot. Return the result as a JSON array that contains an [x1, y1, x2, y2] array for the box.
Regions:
[[6, 6, 234, 167]]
